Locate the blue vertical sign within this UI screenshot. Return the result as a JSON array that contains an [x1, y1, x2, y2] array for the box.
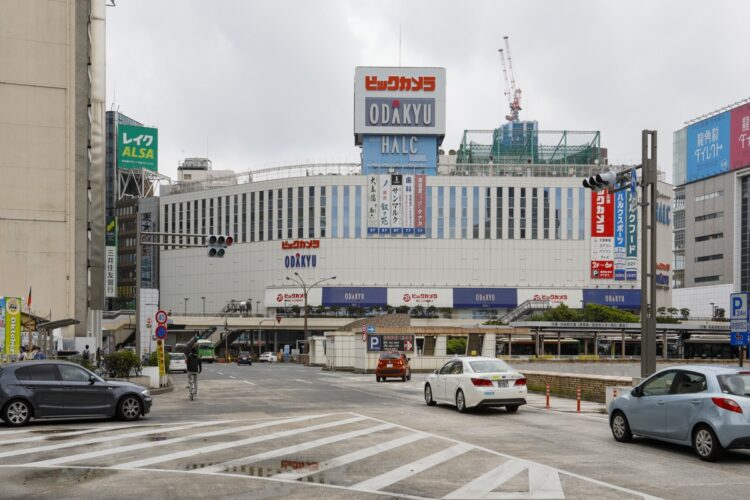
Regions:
[[614, 191, 626, 281], [625, 191, 638, 281], [730, 292, 749, 347]]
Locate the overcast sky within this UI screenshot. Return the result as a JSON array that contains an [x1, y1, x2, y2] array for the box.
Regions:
[[106, 0, 750, 182]]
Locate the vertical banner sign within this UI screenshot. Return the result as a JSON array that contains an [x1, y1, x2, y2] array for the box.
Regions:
[[625, 191, 638, 281], [415, 174, 426, 235], [367, 175, 378, 234], [390, 174, 403, 233], [0, 298, 5, 353], [614, 191, 626, 281], [590, 191, 614, 279], [403, 175, 415, 234], [105, 217, 118, 298], [4, 297, 21, 356], [379, 174, 391, 234], [730, 102, 750, 171], [156, 339, 166, 377]]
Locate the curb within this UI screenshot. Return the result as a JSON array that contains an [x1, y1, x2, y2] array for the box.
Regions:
[[151, 385, 174, 395]]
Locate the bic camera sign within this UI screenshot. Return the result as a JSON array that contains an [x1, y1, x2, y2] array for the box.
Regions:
[[118, 124, 158, 172]]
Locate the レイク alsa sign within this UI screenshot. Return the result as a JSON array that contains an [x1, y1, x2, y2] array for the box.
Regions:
[[118, 124, 158, 172]]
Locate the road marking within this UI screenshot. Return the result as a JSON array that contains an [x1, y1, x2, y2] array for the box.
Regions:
[[295, 379, 313, 384], [443, 459, 564, 499], [217, 372, 224, 376], [27, 414, 335, 467], [0, 423, 155, 446], [0, 420, 233, 460], [242, 380, 256, 386], [114, 416, 367, 469], [204, 422, 395, 473], [317, 372, 338, 377], [229, 375, 237, 379], [273, 432, 428, 481], [353, 443, 473, 492]]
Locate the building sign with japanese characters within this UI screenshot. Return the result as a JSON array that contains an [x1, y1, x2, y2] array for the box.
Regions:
[[590, 190, 614, 279], [105, 217, 117, 298], [360, 135, 438, 176], [686, 111, 730, 183], [118, 124, 158, 172], [730, 102, 750, 171]]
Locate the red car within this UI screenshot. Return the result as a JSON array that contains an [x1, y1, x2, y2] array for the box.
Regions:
[[376, 352, 411, 382]]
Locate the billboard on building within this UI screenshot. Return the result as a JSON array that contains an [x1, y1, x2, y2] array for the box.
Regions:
[[105, 217, 117, 298], [730, 102, 750, 171], [625, 192, 638, 281], [613, 191, 626, 281], [415, 175, 426, 234], [517, 289, 582, 307], [367, 174, 378, 234], [379, 174, 391, 233], [361, 135, 438, 175], [390, 174, 403, 233], [354, 67, 446, 140], [686, 111, 730, 183], [322, 287, 387, 307], [388, 288, 452, 308], [265, 288, 322, 308], [118, 124, 158, 172], [453, 288, 516, 308], [583, 289, 640, 309], [590, 190, 614, 279], [402, 175, 415, 233]]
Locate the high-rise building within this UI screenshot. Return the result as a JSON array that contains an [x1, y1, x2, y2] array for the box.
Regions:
[[0, 0, 106, 341], [106, 111, 143, 220], [672, 99, 750, 318]]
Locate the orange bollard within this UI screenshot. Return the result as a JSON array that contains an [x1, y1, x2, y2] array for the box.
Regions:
[[545, 384, 550, 409], [576, 386, 581, 413]]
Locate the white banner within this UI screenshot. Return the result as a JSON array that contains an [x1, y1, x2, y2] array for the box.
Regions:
[[403, 175, 414, 233], [367, 174, 378, 233], [105, 246, 117, 298], [591, 237, 614, 261], [379, 174, 391, 233], [139, 288, 159, 357], [517, 288, 583, 307], [390, 174, 403, 233], [265, 288, 322, 308], [388, 288, 453, 308]]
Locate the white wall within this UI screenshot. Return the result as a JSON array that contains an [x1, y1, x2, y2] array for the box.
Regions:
[[672, 284, 733, 318]]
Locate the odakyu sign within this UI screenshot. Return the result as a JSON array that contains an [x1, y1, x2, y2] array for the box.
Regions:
[[284, 253, 317, 269], [452, 288, 517, 309], [322, 287, 387, 307], [582, 289, 640, 309]]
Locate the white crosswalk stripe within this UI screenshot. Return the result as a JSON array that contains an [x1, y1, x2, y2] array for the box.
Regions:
[[0, 413, 660, 500]]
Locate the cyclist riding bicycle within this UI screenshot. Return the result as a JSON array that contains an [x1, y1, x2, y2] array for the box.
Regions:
[[186, 349, 202, 397]]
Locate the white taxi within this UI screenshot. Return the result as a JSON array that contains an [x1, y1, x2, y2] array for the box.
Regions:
[[168, 352, 187, 373], [424, 357, 527, 413]]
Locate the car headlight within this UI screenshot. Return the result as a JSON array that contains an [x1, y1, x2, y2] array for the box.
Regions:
[[141, 389, 151, 397]]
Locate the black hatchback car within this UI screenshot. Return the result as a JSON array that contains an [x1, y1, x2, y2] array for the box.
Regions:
[[237, 351, 252, 366], [0, 361, 152, 426]]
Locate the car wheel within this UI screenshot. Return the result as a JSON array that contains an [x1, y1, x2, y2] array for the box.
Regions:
[[424, 384, 436, 406], [3, 399, 32, 427], [456, 389, 468, 413], [506, 405, 520, 413], [406, 370, 411, 381], [610, 411, 633, 443], [117, 395, 142, 421], [376, 376, 381, 382], [693, 425, 724, 461], [402, 374, 407, 382]]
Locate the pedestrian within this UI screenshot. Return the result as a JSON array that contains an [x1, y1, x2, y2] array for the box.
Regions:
[[34, 348, 46, 360], [28, 346, 39, 360], [186, 349, 202, 396], [96, 347, 103, 367], [18, 347, 26, 361], [82, 344, 91, 362]]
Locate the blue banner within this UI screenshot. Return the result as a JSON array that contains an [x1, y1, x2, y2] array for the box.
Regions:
[[322, 287, 387, 307], [362, 135, 438, 176], [452, 288, 517, 308], [583, 289, 640, 309], [686, 111, 730, 183]]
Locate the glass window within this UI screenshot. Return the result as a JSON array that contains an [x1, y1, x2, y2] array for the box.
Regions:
[[520, 188, 526, 239], [531, 188, 538, 239], [461, 187, 468, 239], [450, 362, 463, 375], [673, 371, 707, 394], [309, 186, 315, 238], [343, 186, 350, 238], [30, 365, 59, 381], [718, 373, 750, 396], [250, 192, 255, 242], [59, 365, 92, 382], [449, 187, 456, 239], [641, 370, 677, 397], [226, 195, 230, 237], [437, 186, 444, 239], [469, 360, 510, 373], [267, 190, 273, 241], [194, 200, 199, 244], [543, 188, 550, 239], [287, 187, 293, 238], [355, 185, 362, 238], [241, 194, 247, 243], [332, 186, 339, 238], [555, 187, 561, 239], [566, 188, 573, 239], [217, 197, 222, 234], [508, 187, 515, 239], [426, 186, 433, 238], [320, 186, 327, 238], [695, 254, 723, 263], [258, 191, 265, 241], [439, 361, 455, 375], [496, 187, 503, 239], [578, 188, 585, 240], [15, 366, 32, 381], [298, 187, 304, 238], [277, 189, 283, 240], [484, 187, 491, 239], [472, 187, 479, 238], [209, 198, 214, 234]]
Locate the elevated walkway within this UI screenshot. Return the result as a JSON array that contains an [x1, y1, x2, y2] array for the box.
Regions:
[[499, 300, 552, 323]]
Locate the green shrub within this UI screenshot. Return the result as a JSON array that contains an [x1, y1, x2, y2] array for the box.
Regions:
[[143, 351, 170, 371], [446, 337, 467, 355], [103, 350, 141, 378]]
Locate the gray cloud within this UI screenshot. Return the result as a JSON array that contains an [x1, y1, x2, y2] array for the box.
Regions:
[[107, 0, 750, 181]]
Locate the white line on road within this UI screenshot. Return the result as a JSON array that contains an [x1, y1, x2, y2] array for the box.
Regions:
[[295, 378, 313, 384], [273, 432, 428, 481], [27, 414, 335, 467], [352, 443, 473, 492], [203, 422, 395, 473], [443, 459, 564, 499], [0, 423, 157, 446], [242, 380, 256, 386], [229, 375, 237, 379], [0, 420, 233, 460], [115, 415, 367, 469], [217, 372, 224, 376]]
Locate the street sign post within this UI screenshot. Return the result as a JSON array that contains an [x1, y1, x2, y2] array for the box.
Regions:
[[156, 339, 166, 377], [730, 292, 749, 366], [155, 310, 168, 325], [155, 325, 168, 340], [361, 324, 367, 343], [366, 325, 376, 334]]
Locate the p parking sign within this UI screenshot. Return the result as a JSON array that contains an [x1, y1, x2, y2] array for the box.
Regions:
[[368, 335, 382, 351], [730, 293, 749, 347]]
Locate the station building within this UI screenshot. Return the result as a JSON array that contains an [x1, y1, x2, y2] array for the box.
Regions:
[[157, 67, 672, 324]]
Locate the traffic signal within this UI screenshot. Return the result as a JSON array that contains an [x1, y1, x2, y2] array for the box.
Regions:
[[582, 171, 617, 192], [207, 234, 233, 257]]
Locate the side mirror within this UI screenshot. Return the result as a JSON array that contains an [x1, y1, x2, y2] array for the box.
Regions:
[[433, 369, 438, 375], [89, 375, 97, 385], [407, 357, 411, 362], [631, 386, 642, 397]]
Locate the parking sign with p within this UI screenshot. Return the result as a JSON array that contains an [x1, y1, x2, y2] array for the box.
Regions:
[[368, 335, 382, 351], [731, 293, 748, 320]]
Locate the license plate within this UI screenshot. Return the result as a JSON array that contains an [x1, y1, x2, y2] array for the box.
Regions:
[[495, 381, 508, 388], [387, 363, 393, 367]]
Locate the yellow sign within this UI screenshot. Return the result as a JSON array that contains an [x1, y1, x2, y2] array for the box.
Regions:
[[156, 340, 166, 377], [4, 297, 21, 356]]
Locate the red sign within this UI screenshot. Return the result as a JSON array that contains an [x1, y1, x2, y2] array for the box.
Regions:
[[591, 260, 614, 279], [281, 239, 320, 250], [657, 262, 671, 271], [591, 191, 614, 237], [155, 310, 168, 325], [365, 75, 436, 92], [730, 102, 750, 171]]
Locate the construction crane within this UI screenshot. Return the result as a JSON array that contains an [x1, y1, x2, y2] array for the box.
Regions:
[[498, 36, 522, 122]]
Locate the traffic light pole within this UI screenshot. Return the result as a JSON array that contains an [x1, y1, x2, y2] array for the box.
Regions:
[[640, 130, 658, 378]]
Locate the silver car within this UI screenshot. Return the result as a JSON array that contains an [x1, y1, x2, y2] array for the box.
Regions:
[[609, 365, 750, 461]]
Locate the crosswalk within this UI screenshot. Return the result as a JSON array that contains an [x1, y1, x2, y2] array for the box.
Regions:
[[0, 413, 658, 500]]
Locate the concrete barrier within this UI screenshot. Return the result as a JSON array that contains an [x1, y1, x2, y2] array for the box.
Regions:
[[521, 370, 633, 404]]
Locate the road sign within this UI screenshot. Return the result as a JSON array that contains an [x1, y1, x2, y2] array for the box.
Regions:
[[155, 325, 168, 340], [730, 293, 748, 320], [730, 293, 749, 347], [404, 339, 413, 351], [366, 325, 376, 334], [146, 318, 152, 328], [368, 335, 381, 351], [731, 332, 749, 347], [155, 309, 168, 325]]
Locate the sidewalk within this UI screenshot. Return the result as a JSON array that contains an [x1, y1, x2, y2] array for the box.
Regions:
[[525, 391, 607, 414]]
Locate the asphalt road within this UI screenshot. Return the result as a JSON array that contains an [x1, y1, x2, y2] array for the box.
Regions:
[[0, 362, 748, 499]]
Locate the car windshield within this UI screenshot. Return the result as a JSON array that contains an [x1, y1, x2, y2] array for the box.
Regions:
[[379, 353, 400, 360], [469, 360, 510, 373], [169, 353, 185, 360], [240, 352, 249, 356], [717, 373, 750, 396]]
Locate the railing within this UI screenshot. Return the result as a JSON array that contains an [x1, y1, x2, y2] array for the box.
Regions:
[[499, 300, 552, 323]]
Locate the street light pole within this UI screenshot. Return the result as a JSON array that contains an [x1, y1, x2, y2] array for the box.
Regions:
[[201, 296, 206, 315], [184, 297, 189, 315], [286, 273, 336, 353], [640, 130, 658, 379]]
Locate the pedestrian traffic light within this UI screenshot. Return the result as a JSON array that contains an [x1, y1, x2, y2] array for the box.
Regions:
[[207, 234, 233, 257], [582, 171, 617, 192]]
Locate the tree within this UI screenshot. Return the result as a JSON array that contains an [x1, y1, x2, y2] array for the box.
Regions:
[[715, 307, 726, 320], [657, 307, 667, 316], [680, 308, 690, 320], [395, 305, 410, 314], [411, 305, 425, 317], [291, 305, 301, 317], [426, 305, 438, 317], [667, 307, 678, 318], [543, 304, 580, 322], [446, 337, 467, 355]]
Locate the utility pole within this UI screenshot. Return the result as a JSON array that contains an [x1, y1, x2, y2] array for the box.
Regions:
[[640, 130, 658, 378], [285, 273, 336, 353]]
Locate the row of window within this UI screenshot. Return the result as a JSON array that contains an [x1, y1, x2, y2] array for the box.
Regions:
[[695, 253, 723, 263], [160, 185, 589, 248], [695, 275, 722, 283], [694, 211, 723, 222], [695, 232, 723, 242], [695, 190, 723, 202]]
